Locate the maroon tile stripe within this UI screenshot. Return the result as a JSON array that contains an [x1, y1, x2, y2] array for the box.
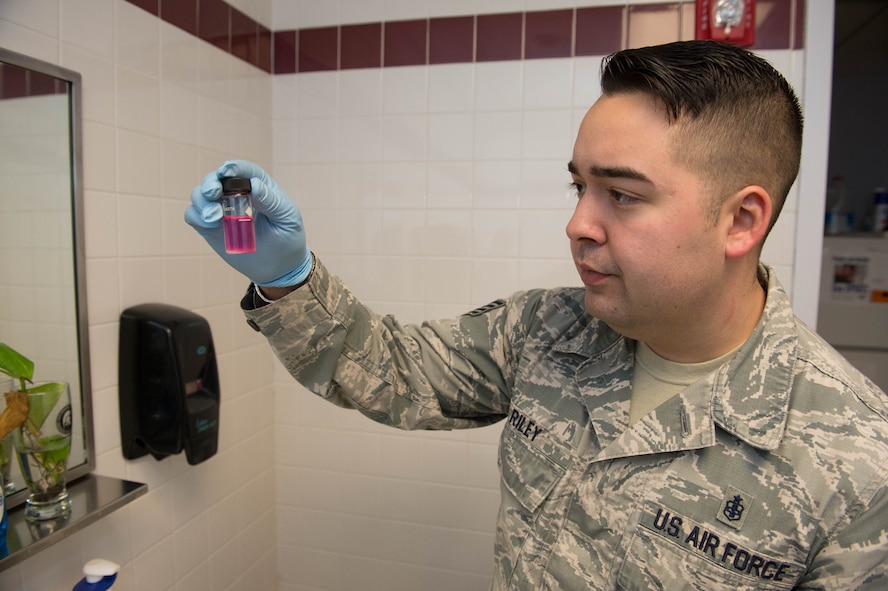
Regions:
[[134, 0, 274, 72], [341, 23, 382, 70], [123, 0, 800, 75], [298, 26, 338, 72], [477, 12, 522, 62], [526, 9, 573, 59], [430, 16, 474, 65], [0, 62, 67, 99]]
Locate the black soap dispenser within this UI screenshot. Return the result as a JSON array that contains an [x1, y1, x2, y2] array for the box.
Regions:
[[119, 303, 220, 465]]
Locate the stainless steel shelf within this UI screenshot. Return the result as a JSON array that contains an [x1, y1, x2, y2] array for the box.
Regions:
[[0, 474, 147, 571]]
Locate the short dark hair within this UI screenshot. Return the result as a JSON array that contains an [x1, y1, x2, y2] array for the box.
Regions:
[[600, 40, 803, 233]]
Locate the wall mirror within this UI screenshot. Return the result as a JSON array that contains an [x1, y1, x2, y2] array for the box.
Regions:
[[0, 47, 95, 510]]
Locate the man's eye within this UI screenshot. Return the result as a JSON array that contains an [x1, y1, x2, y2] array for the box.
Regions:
[[610, 189, 638, 204], [568, 182, 585, 199]]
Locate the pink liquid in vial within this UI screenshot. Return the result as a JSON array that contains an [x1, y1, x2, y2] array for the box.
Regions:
[[222, 215, 256, 253]]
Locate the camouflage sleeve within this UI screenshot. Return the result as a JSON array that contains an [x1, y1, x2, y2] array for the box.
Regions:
[[798, 480, 888, 590], [244, 256, 522, 430]]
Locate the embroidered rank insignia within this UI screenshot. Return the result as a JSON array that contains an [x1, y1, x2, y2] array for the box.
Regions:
[[717, 486, 753, 530], [465, 299, 506, 317]]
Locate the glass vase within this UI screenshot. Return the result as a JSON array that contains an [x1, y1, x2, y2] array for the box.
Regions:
[[0, 378, 18, 496], [0, 433, 14, 497], [14, 382, 73, 521]]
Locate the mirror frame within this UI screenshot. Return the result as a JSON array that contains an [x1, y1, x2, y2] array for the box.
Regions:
[[0, 47, 95, 509]]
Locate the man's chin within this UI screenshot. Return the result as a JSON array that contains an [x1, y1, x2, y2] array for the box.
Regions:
[[583, 294, 631, 335], [583, 292, 612, 321]]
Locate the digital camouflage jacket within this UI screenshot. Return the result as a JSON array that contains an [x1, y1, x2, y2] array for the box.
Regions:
[[244, 258, 888, 590]]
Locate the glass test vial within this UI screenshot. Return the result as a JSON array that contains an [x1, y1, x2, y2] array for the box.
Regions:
[[220, 177, 256, 254]]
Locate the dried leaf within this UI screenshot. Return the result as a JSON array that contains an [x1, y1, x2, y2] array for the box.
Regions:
[[0, 390, 29, 440]]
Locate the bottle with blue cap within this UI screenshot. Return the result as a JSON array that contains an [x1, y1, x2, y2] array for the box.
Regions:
[[0, 473, 8, 559], [73, 558, 120, 591], [873, 187, 888, 234], [825, 175, 852, 234]]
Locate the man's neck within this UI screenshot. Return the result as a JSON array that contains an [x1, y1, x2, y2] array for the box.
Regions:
[[645, 269, 767, 363]]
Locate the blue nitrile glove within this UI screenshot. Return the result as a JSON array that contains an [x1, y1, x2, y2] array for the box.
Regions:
[[184, 160, 312, 287]]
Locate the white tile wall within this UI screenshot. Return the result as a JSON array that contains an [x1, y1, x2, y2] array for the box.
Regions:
[[0, 0, 275, 589], [0, 1, 825, 590]]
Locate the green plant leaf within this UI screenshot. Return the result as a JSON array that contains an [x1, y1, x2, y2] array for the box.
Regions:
[[25, 382, 66, 431], [37, 434, 71, 466], [0, 343, 34, 383]]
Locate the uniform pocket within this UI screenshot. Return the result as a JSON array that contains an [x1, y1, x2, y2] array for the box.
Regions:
[[499, 427, 566, 513]]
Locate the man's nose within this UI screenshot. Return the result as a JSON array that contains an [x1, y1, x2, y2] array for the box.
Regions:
[[566, 192, 606, 244]]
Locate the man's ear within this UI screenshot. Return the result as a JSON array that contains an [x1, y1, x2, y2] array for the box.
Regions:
[[724, 185, 772, 259]]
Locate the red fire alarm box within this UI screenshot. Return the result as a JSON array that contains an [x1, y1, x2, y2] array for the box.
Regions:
[[696, 0, 756, 47]]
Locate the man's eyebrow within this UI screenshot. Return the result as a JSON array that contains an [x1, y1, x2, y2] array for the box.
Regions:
[[566, 161, 652, 185]]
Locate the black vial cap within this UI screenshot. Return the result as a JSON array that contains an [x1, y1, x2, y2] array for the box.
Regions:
[[221, 177, 251, 193]]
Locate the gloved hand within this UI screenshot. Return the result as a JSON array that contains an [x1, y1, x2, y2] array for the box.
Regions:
[[184, 160, 312, 287]]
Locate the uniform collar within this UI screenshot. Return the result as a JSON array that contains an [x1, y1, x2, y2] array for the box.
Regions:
[[710, 265, 796, 451]]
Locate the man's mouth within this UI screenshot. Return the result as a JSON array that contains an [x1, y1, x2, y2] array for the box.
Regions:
[[575, 263, 613, 286]]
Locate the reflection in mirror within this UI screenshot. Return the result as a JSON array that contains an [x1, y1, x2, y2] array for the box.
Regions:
[[0, 47, 94, 511]]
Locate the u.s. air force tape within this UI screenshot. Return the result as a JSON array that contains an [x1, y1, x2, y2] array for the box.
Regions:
[[464, 299, 506, 317], [640, 502, 804, 583]]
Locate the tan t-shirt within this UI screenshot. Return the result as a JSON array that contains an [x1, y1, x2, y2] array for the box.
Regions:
[[629, 342, 740, 425]]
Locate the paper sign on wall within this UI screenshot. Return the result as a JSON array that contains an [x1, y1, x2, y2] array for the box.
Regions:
[[829, 254, 888, 303]]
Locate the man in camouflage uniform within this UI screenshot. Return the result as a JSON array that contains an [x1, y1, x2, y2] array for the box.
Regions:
[[187, 41, 888, 589]]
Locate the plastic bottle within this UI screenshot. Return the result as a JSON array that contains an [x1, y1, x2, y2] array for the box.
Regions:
[[873, 187, 888, 234], [72, 559, 120, 591], [825, 175, 852, 235], [0, 473, 8, 559]]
